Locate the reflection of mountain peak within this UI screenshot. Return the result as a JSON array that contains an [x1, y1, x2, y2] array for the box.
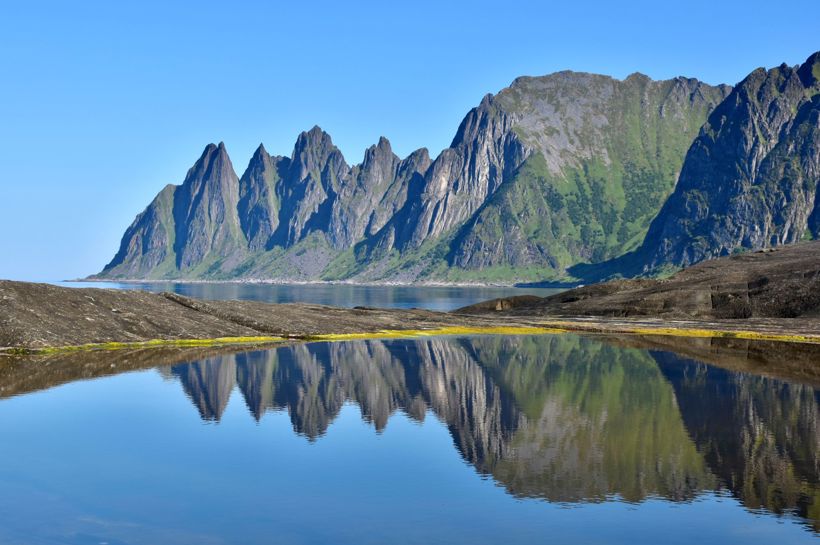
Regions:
[[655, 352, 820, 526], [171, 357, 237, 421], [166, 335, 819, 529], [235, 351, 277, 421]]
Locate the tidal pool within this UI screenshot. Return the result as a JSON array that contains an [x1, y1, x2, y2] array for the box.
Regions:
[[0, 334, 817, 544]]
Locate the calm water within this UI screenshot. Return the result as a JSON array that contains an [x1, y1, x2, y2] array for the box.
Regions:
[[0, 333, 817, 544], [55, 281, 562, 311]]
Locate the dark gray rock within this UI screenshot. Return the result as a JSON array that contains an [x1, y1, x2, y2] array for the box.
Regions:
[[238, 144, 288, 251], [269, 126, 349, 248], [172, 142, 246, 273], [100, 184, 177, 277], [638, 52, 820, 270]]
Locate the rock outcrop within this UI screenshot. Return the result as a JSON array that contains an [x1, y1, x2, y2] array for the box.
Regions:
[[459, 240, 820, 319]]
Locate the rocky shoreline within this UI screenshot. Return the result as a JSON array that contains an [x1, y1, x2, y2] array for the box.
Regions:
[[0, 280, 553, 353], [460, 242, 820, 320], [3, 242, 820, 354]]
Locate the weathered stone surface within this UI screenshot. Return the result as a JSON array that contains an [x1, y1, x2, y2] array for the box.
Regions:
[[102, 142, 248, 278], [238, 144, 286, 251], [443, 74, 729, 272], [460, 241, 820, 320], [102, 184, 177, 278], [0, 280, 529, 349], [270, 126, 349, 248], [172, 142, 246, 272], [637, 52, 820, 270]]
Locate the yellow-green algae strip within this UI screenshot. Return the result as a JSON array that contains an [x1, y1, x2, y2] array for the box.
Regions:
[[305, 326, 568, 342], [5, 336, 286, 356], [538, 320, 820, 345], [6, 322, 820, 356], [0, 327, 568, 356]]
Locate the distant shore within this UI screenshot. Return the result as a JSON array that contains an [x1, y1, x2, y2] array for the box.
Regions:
[[76, 276, 580, 289]]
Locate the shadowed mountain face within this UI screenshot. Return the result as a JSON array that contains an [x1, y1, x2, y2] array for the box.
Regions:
[[635, 52, 820, 271], [96, 69, 728, 283], [160, 335, 818, 529]]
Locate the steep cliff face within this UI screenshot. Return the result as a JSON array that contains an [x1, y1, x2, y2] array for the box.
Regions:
[[446, 74, 730, 273], [102, 184, 177, 278], [97, 66, 730, 282], [342, 72, 727, 282], [102, 142, 248, 278], [269, 127, 349, 249], [329, 137, 430, 248], [237, 144, 286, 251], [637, 52, 820, 270], [389, 95, 529, 251], [172, 142, 246, 273]]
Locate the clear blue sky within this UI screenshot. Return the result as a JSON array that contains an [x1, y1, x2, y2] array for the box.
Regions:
[[1, 0, 817, 280]]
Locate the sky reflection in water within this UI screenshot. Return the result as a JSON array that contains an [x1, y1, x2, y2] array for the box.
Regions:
[[0, 334, 817, 545]]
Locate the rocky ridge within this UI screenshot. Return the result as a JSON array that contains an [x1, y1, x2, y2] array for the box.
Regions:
[[627, 51, 820, 272], [96, 69, 729, 283], [460, 240, 820, 320]]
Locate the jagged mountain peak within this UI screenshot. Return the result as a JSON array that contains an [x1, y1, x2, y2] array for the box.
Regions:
[[624, 71, 651, 82], [362, 136, 395, 166], [252, 142, 268, 157], [478, 92, 494, 106], [184, 142, 236, 187], [634, 51, 820, 271], [170, 138, 245, 272], [294, 125, 334, 150], [289, 125, 346, 179], [798, 50, 820, 87], [404, 147, 431, 167], [199, 142, 220, 157], [243, 143, 280, 172], [197, 141, 229, 161]]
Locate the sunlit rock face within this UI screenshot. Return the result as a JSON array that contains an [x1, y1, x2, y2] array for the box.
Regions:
[[97, 69, 729, 283]]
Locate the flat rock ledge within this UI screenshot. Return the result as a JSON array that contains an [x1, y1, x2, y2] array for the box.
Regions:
[[3, 277, 820, 355], [0, 280, 542, 352]]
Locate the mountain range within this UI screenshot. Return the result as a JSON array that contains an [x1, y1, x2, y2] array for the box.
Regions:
[[94, 51, 820, 283]]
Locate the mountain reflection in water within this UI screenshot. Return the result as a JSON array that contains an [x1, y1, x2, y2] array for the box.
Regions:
[[164, 335, 819, 530]]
